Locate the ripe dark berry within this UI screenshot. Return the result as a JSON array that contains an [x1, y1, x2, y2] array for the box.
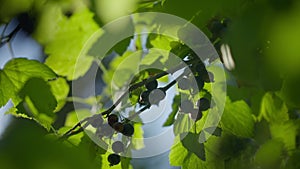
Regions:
[[180, 100, 194, 113], [107, 154, 121, 166], [148, 88, 166, 105], [122, 123, 134, 136], [90, 115, 103, 128], [145, 79, 158, 91], [177, 77, 190, 90], [112, 141, 125, 153], [190, 109, 203, 121], [198, 98, 211, 111], [113, 122, 124, 132], [139, 90, 150, 105], [108, 114, 119, 126]]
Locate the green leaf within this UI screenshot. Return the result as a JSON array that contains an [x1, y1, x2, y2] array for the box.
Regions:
[[101, 152, 133, 169], [45, 8, 99, 80], [173, 113, 194, 135], [280, 75, 300, 108], [259, 92, 289, 123], [269, 121, 298, 150], [0, 58, 56, 107], [103, 51, 141, 88], [0, 119, 97, 169], [121, 157, 132, 169], [20, 78, 57, 117], [221, 98, 254, 138], [170, 135, 224, 169], [181, 132, 206, 161], [18, 78, 57, 130], [169, 137, 189, 166], [163, 95, 180, 126], [110, 36, 133, 56], [254, 139, 285, 169], [203, 126, 222, 137], [285, 150, 300, 169], [131, 123, 144, 150], [49, 77, 70, 112]]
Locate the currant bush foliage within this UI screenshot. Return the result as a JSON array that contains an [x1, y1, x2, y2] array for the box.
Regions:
[[1, 0, 300, 169]]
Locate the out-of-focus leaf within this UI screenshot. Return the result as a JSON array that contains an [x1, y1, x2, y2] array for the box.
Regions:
[[221, 98, 254, 138], [254, 139, 285, 169], [280, 75, 300, 109], [45, 8, 99, 80], [0, 119, 96, 169], [270, 121, 298, 150], [259, 92, 289, 124]]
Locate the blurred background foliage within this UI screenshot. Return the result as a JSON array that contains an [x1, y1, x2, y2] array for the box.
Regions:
[[1, 0, 300, 169]]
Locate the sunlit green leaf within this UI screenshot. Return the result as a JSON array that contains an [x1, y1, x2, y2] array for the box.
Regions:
[[131, 123, 144, 150], [0, 58, 56, 107], [270, 121, 298, 150], [45, 8, 99, 80], [173, 113, 194, 135], [163, 95, 180, 126], [49, 77, 69, 112], [221, 98, 254, 138], [259, 92, 289, 124]]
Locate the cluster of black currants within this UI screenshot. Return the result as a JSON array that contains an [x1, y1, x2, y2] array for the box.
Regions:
[[177, 63, 214, 121], [178, 63, 214, 92], [180, 98, 211, 121], [89, 114, 133, 166], [91, 114, 134, 138], [138, 79, 166, 106]]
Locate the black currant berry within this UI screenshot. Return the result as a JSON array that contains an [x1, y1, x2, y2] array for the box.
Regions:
[[148, 88, 166, 105], [198, 98, 211, 111], [145, 79, 158, 91], [90, 115, 103, 128], [139, 90, 150, 105], [178, 77, 191, 90], [107, 154, 121, 166], [190, 109, 203, 121], [113, 122, 124, 133], [122, 123, 134, 136], [112, 141, 125, 153], [180, 100, 194, 113], [108, 114, 119, 126]]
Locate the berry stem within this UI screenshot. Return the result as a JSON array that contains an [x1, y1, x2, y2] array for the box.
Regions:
[[61, 59, 197, 138]]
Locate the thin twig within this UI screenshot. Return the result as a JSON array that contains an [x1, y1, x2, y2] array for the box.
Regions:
[[61, 59, 195, 138]]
